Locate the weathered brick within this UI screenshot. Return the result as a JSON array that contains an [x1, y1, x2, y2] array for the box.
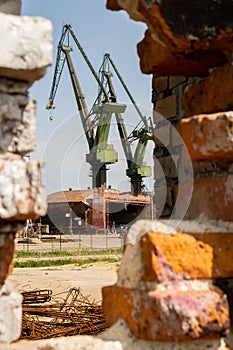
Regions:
[[102, 285, 229, 341], [36, 318, 231, 349], [183, 62, 233, 116], [154, 185, 174, 217], [155, 121, 183, 151], [106, 0, 123, 11], [171, 121, 183, 147], [0, 234, 15, 284], [108, 0, 145, 22], [154, 185, 166, 208], [192, 160, 232, 177], [180, 112, 233, 161], [0, 92, 25, 121], [141, 33, 229, 76], [140, 4, 231, 75], [0, 154, 47, 220], [119, 219, 233, 281], [141, 231, 233, 281], [152, 76, 168, 93], [154, 157, 165, 181], [0, 221, 24, 234], [0, 13, 52, 82], [169, 76, 186, 89], [28, 333, 125, 350], [175, 174, 233, 222], [14, 99, 36, 154], [192, 161, 221, 175], [107, 1, 232, 76], [0, 0, 21, 15], [156, 155, 179, 179], [154, 94, 176, 119], [102, 320, 228, 350], [0, 97, 36, 154], [153, 122, 171, 147], [153, 110, 166, 125], [0, 281, 22, 344], [0, 77, 29, 94]]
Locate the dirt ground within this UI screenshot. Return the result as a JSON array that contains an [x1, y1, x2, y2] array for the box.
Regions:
[[9, 261, 118, 300], [8, 262, 119, 350]]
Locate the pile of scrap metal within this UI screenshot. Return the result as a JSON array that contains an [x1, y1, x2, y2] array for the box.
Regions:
[[20, 287, 106, 340]]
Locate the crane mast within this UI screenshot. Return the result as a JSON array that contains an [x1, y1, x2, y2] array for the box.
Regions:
[[98, 53, 153, 194]]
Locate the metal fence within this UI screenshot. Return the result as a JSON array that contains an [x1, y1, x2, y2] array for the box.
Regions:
[[16, 232, 124, 252]]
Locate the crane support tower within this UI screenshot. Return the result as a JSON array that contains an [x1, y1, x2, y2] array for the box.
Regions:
[[97, 53, 154, 194], [46, 24, 125, 189]]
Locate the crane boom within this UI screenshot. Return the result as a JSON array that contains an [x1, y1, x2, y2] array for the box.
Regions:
[[61, 45, 94, 148], [64, 25, 109, 103]]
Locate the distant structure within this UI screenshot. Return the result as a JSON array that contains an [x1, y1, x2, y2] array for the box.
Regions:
[[42, 187, 153, 234]]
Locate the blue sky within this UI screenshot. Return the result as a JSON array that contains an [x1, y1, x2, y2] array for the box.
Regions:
[[21, 0, 154, 194]]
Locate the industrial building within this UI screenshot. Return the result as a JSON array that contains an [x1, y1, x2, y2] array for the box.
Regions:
[[41, 187, 153, 235]]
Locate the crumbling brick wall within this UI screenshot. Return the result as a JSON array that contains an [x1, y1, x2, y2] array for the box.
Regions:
[[102, 1, 233, 349], [107, 0, 233, 222], [102, 219, 233, 349], [0, 0, 52, 348], [153, 67, 233, 220]]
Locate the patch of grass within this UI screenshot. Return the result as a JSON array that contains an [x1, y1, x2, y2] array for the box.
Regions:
[[16, 251, 73, 258], [14, 257, 121, 268], [78, 248, 122, 256], [16, 248, 122, 259]]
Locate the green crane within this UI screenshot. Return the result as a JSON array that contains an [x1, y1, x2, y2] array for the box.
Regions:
[[97, 53, 154, 194], [46, 24, 125, 189], [46, 24, 153, 194]]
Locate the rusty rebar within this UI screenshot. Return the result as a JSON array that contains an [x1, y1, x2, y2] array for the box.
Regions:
[[20, 287, 107, 340]]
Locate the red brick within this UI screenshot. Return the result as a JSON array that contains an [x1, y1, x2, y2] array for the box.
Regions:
[[102, 285, 229, 341], [140, 231, 233, 281], [152, 76, 168, 93], [192, 160, 221, 174], [171, 121, 183, 147], [156, 155, 179, 179], [180, 112, 233, 161], [154, 94, 176, 119], [137, 30, 228, 76], [106, 0, 123, 11], [169, 76, 186, 89], [107, 1, 232, 76], [0, 233, 15, 283], [175, 174, 233, 222], [183, 63, 233, 116]]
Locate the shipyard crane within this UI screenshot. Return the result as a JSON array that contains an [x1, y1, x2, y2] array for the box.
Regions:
[[46, 24, 125, 189], [97, 53, 153, 194], [46, 24, 153, 194]]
